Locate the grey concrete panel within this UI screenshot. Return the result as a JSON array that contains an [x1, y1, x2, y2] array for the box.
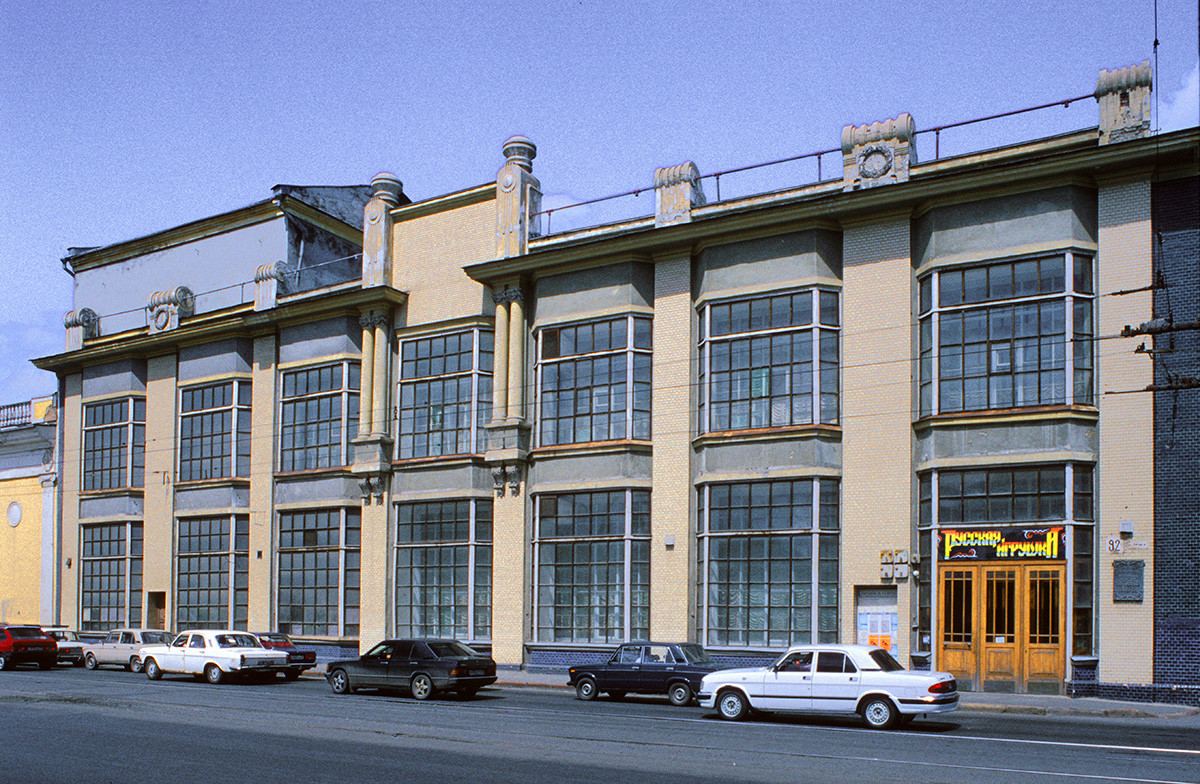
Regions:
[[528, 449, 652, 490], [81, 359, 147, 398], [178, 339, 253, 382], [914, 186, 1098, 265], [174, 483, 251, 511], [534, 261, 654, 324], [279, 317, 361, 365], [695, 230, 842, 298], [274, 474, 359, 506], [75, 218, 288, 335], [79, 494, 144, 520], [914, 419, 1099, 464], [391, 463, 493, 498], [694, 435, 842, 481]]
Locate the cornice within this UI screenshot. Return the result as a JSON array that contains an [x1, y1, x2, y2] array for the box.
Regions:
[[33, 286, 407, 374]]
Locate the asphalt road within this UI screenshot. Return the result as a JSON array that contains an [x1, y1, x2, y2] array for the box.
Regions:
[[3, 667, 1198, 784]]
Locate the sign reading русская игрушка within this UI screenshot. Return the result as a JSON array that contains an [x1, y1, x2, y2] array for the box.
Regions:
[[938, 527, 1066, 560]]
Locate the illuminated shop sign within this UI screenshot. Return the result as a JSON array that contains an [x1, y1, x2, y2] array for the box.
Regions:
[[938, 526, 1065, 561]]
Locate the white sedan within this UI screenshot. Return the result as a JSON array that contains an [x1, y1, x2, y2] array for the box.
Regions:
[[83, 628, 172, 672], [140, 630, 290, 684], [698, 644, 959, 729]]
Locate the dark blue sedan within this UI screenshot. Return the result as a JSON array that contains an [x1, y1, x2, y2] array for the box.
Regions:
[[568, 642, 724, 705]]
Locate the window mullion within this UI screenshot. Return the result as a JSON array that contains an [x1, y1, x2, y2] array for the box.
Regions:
[[626, 317, 635, 439], [624, 491, 633, 640], [467, 501, 476, 641]]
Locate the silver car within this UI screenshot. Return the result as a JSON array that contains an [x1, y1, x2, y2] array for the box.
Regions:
[[83, 628, 172, 672], [698, 644, 959, 729]]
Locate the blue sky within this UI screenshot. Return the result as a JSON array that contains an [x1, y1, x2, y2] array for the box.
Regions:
[[2, 0, 1196, 403]]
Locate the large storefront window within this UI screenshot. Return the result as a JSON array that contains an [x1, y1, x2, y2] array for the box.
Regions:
[[179, 380, 251, 481], [176, 515, 249, 629], [397, 330, 493, 459], [699, 289, 839, 433], [278, 508, 360, 637], [534, 489, 650, 642], [394, 500, 491, 641], [536, 315, 652, 446], [82, 398, 146, 491], [280, 362, 360, 471], [697, 478, 839, 647], [79, 522, 142, 631], [919, 254, 1094, 416]]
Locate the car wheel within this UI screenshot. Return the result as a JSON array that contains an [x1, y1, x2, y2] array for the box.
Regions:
[[574, 676, 598, 701], [144, 658, 162, 680], [410, 673, 435, 701], [84, 653, 99, 670], [0, 653, 10, 671], [204, 664, 225, 685], [130, 656, 144, 674], [861, 696, 898, 730], [717, 689, 749, 721], [668, 682, 693, 707], [329, 669, 352, 694]]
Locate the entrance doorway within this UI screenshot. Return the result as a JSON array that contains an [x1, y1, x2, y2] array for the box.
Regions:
[[937, 563, 1065, 694], [147, 591, 166, 631]]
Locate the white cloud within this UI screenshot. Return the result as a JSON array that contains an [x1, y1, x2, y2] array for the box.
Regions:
[[1159, 60, 1200, 132]]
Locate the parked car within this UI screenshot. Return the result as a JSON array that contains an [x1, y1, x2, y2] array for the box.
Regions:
[[140, 630, 291, 684], [0, 625, 57, 670], [83, 628, 172, 672], [252, 632, 317, 679], [325, 639, 496, 700], [698, 644, 958, 729], [43, 628, 87, 667], [567, 642, 725, 705]]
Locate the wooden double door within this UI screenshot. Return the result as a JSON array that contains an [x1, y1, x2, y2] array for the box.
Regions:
[[937, 563, 1065, 694]]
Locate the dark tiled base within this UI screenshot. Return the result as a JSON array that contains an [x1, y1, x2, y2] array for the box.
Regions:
[[1067, 680, 1200, 707]]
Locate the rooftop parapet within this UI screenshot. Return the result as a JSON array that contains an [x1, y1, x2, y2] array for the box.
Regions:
[[1095, 60, 1152, 144]]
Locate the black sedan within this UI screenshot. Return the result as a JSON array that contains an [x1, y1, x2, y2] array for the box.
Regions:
[[325, 639, 496, 700], [567, 642, 724, 705]]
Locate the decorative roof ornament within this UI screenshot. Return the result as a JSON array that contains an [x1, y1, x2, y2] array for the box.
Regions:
[[841, 113, 917, 191]]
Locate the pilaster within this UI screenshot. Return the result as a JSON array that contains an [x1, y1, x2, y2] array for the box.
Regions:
[[1096, 177, 1154, 684], [840, 214, 914, 662], [650, 251, 695, 639], [247, 334, 276, 630], [142, 353, 178, 631]]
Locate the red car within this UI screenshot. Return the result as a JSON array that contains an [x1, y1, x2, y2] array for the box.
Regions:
[[0, 625, 57, 670], [253, 632, 317, 679]]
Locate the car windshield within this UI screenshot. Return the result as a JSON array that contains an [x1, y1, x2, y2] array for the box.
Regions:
[[49, 630, 79, 641], [678, 644, 714, 664], [9, 628, 45, 640], [867, 649, 905, 672], [215, 634, 261, 648], [427, 641, 474, 658]]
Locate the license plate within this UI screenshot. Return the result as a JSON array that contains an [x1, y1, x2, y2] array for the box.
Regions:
[[470, 669, 485, 676]]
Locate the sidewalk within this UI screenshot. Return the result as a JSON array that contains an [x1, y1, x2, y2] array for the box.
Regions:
[[493, 669, 1200, 720]]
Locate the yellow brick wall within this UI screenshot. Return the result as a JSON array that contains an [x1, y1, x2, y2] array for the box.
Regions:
[[491, 494, 527, 665], [0, 475, 47, 624], [247, 335, 277, 630], [357, 501, 391, 653], [840, 216, 914, 660], [1096, 178, 1154, 685], [392, 197, 496, 325], [59, 373, 83, 626], [142, 354, 178, 630], [650, 252, 694, 639]]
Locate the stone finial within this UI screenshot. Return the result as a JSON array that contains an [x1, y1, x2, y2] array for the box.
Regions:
[[147, 286, 194, 333], [496, 135, 543, 258], [64, 308, 99, 350], [654, 161, 706, 226], [371, 172, 405, 206], [254, 260, 292, 311], [1095, 61, 1152, 145], [502, 135, 537, 173], [841, 113, 917, 191]]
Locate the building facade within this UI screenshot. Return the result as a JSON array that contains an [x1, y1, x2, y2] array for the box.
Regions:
[[0, 396, 59, 625], [35, 63, 1199, 700]]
